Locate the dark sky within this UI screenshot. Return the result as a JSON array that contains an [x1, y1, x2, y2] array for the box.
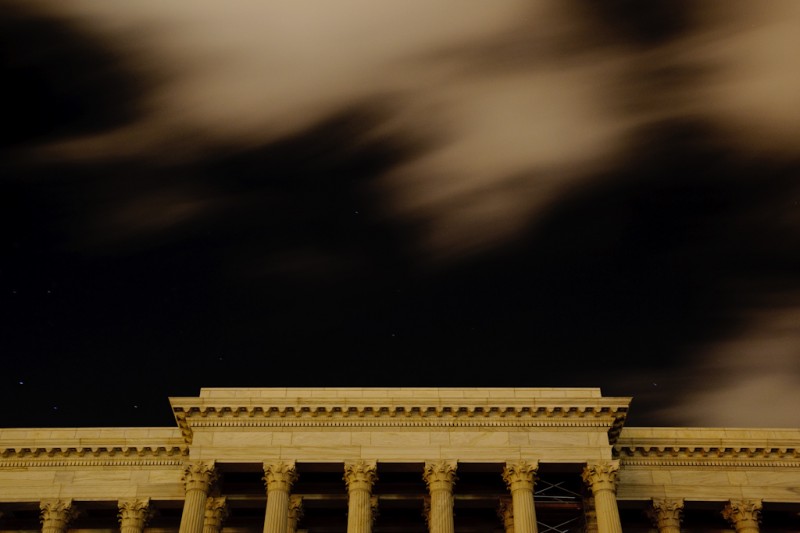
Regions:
[[2, 0, 800, 430]]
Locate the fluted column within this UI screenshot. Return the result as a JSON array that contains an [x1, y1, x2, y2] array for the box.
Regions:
[[204, 497, 228, 533], [497, 497, 514, 533], [722, 499, 762, 533], [40, 499, 78, 533], [179, 461, 218, 533], [648, 498, 683, 533], [344, 460, 378, 533], [583, 495, 598, 533], [263, 461, 298, 533], [287, 495, 303, 533], [502, 461, 539, 533], [119, 499, 152, 533], [581, 461, 622, 533], [423, 460, 457, 533]]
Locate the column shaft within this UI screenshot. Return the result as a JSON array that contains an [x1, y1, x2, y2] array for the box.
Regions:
[[263, 461, 298, 533], [179, 462, 218, 533], [423, 461, 457, 533], [502, 461, 539, 533], [582, 461, 622, 533], [345, 461, 378, 533]]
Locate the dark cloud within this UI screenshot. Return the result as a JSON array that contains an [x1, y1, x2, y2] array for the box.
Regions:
[[0, 1, 151, 152]]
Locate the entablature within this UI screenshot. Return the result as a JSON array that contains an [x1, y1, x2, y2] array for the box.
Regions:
[[169, 388, 632, 446]]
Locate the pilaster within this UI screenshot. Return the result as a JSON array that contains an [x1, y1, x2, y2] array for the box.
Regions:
[[497, 497, 514, 533], [203, 497, 229, 533], [287, 495, 303, 533]]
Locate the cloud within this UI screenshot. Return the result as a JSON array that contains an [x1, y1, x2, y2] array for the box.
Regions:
[[655, 304, 800, 427]]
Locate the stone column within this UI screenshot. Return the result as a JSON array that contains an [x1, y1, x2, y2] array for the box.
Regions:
[[647, 498, 683, 533], [722, 499, 762, 533], [344, 460, 378, 533], [583, 495, 598, 533], [581, 461, 622, 533], [204, 497, 228, 533], [40, 499, 78, 533], [502, 461, 539, 533], [179, 461, 218, 533], [118, 499, 153, 533], [287, 495, 303, 533], [497, 497, 514, 533], [263, 461, 298, 533], [423, 461, 457, 533]]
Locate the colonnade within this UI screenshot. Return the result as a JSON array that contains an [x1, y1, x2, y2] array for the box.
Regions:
[[32, 460, 766, 533]]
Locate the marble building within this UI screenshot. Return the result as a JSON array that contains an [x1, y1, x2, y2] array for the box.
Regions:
[[1, 388, 798, 533]]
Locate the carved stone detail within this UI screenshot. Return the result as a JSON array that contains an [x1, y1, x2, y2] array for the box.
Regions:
[[287, 495, 303, 533], [118, 499, 153, 530], [263, 460, 298, 492], [344, 460, 378, 492], [497, 497, 514, 533], [288, 495, 304, 521], [647, 498, 683, 531], [40, 499, 78, 532], [423, 460, 458, 490], [502, 460, 538, 491], [722, 499, 762, 532], [581, 461, 620, 493], [204, 497, 229, 530], [182, 461, 218, 493]]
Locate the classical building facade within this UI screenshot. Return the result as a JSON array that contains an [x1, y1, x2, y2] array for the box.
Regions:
[[1, 388, 798, 533]]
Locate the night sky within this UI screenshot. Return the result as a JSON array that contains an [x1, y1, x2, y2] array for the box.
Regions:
[[2, 1, 799, 430]]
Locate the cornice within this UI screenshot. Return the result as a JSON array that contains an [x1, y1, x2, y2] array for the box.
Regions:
[[616, 444, 800, 467], [170, 401, 631, 445], [0, 445, 188, 467]]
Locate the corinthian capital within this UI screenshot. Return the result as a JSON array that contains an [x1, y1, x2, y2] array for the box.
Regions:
[[423, 460, 458, 491], [581, 460, 620, 493], [647, 498, 683, 530], [204, 497, 229, 529], [118, 499, 153, 529], [722, 499, 762, 531], [263, 460, 298, 492], [40, 499, 78, 530], [288, 495, 304, 521], [344, 460, 378, 492], [502, 460, 539, 491], [497, 496, 514, 532], [182, 461, 218, 493]]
